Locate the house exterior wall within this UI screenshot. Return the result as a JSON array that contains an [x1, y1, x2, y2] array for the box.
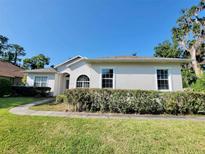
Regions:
[[26, 73, 56, 95], [90, 63, 182, 91], [57, 61, 183, 91], [26, 61, 183, 96], [56, 61, 93, 90]]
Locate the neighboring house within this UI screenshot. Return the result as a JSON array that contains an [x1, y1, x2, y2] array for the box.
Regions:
[[0, 61, 24, 85], [25, 55, 190, 96]]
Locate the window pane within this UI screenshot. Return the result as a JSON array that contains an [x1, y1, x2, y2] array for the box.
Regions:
[[102, 79, 113, 88], [41, 83, 47, 87], [84, 82, 90, 88], [78, 75, 89, 81], [34, 76, 47, 87], [102, 69, 113, 78], [101, 68, 113, 88], [157, 69, 169, 90], [76, 82, 83, 88], [157, 80, 169, 90], [34, 83, 40, 87], [76, 75, 90, 88]]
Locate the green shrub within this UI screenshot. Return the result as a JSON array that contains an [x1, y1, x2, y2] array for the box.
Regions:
[[64, 89, 205, 115], [163, 92, 205, 114], [0, 79, 12, 97], [56, 94, 68, 103], [192, 74, 205, 92], [12, 86, 51, 97], [181, 68, 197, 88]]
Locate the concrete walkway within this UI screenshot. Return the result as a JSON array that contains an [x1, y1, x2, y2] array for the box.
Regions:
[[9, 99, 205, 121]]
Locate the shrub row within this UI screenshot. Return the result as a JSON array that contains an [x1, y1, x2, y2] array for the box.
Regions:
[[64, 89, 205, 115], [0, 78, 12, 97], [12, 86, 51, 97]]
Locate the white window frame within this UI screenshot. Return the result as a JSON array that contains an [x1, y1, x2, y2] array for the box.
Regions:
[[34, 76, 48, 87], [100, 67, 115, 89], [155, 67, 172, 91]]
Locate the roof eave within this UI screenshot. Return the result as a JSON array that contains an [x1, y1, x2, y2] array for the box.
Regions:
[[0, 74, 15, 78], [23, 70, 57, 73], [85, 59, 191, 64]]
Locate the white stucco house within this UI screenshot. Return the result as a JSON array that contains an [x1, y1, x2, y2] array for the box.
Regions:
[[25, 55, 190, 96]]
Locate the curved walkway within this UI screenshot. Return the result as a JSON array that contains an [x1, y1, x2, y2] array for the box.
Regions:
[[9, 99, 205, 121]]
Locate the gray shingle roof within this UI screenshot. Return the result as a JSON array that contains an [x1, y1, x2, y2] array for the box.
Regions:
[[86, 56, 191, 63]]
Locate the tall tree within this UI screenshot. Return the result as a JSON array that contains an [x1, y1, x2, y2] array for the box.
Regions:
[[0, 35, 26, 65], [10, 44, 26, 65], [0, 35, 9, 58], [154, 40, 182, 58], [172, 0, 205, 77], [23, 54, 50, 69]]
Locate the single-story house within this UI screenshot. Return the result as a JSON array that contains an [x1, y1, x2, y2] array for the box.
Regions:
[[0, 61, 24, 85], [25, 55, 190, 96]]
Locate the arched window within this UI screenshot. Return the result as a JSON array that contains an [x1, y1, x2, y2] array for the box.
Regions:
[[76, 75, 90, 88]]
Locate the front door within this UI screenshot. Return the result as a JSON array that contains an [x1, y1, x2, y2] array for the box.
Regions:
[[66, 79, 69, 89]]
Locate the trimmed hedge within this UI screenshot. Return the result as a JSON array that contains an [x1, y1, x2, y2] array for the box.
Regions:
[[64, 89, 205, 115], [0, 78, 12, 97], [12, 86, 51, 97], [56, 94, 68, 103]]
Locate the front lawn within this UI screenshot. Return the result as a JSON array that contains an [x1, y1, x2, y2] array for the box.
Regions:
[[1, 97, 205, 153]]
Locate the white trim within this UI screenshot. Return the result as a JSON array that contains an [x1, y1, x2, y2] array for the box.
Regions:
[[100, 67, 115, 89], [154, 67, 172, 91], [54, 55, 84, 68], [66, 58, 84, 67]]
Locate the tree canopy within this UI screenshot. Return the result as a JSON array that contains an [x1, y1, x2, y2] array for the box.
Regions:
[[0, 35, 9, 58], [154, 40, 182, 58], [154, 0, 205, 88], [10, 44, 26, 64], [0, 34, 50, 69], [172, 0, 205, 77], [0, 35, 26, 65], [23, 54, 50, 69]]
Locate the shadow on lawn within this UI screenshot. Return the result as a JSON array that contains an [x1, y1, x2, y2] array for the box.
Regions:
[[0, 97, 40, 109]]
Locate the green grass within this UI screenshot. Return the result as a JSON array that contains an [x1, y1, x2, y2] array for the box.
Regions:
[[31, 101, 68, 111], [1, 98, 205, 153]]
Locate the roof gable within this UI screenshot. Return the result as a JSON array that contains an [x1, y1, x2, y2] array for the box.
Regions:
[[54, 55, 84, 68]]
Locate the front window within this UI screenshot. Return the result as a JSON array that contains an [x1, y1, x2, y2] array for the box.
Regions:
[[101, 68, 113, 88], [157, 69, 169, 90], [76, 75, 90, 88], [34, 76, 47, 87]]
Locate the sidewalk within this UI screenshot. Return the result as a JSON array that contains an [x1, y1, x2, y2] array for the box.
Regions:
[[9, 99, 205, 121]]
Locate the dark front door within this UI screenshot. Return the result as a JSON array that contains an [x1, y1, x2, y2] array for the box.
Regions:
[[66, 80, 69, 89]]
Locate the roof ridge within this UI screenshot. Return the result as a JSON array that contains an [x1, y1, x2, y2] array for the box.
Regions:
[[95, 56, 187, 60]]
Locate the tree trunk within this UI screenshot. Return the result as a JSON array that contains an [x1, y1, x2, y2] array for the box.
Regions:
[[14, 51, 17, 65], [190, 48, 203, 77]]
